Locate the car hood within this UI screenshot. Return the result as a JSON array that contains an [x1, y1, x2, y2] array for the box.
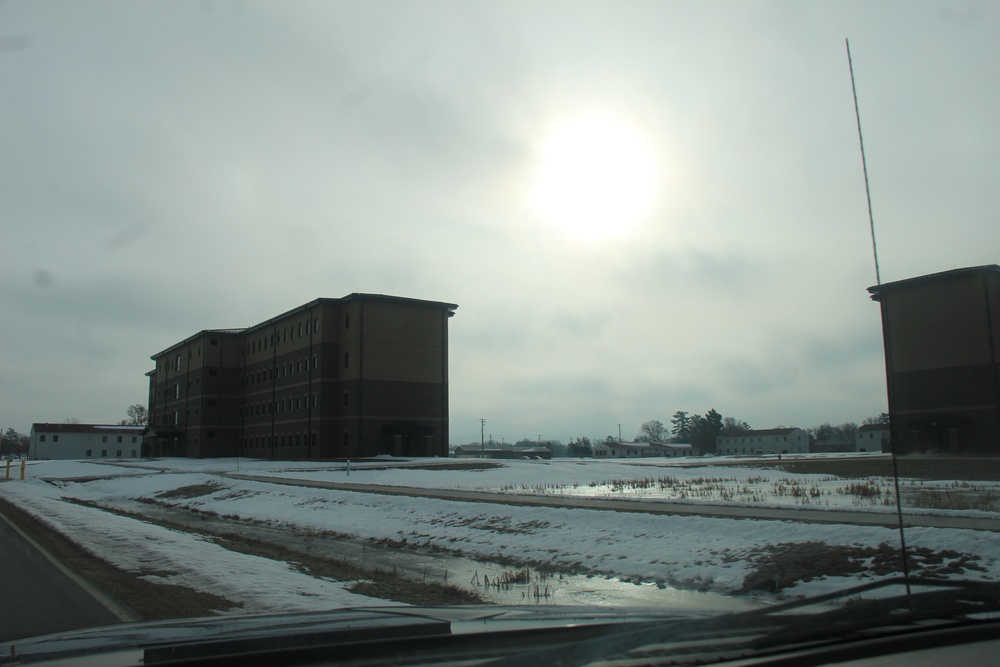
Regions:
[[0, 605, 710, 666]]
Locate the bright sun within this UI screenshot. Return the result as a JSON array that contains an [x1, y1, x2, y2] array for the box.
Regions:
[[530, 114, 657, 241]]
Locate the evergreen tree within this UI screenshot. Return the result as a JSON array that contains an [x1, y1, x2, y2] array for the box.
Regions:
[[670, 411, 691, 442]]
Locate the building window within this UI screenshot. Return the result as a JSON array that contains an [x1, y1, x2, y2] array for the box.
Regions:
[[175, 355, 181, 371], [210, 338, 219, 346], [298, 323, 302, 337], [131, 450, 137, 457], [39, 435, 45, 442], [345, 314, 350, 329], [116, 450, 122, 457], [52, 435, 59, 442], [312, 356, 318, 371], [102, 435, 108, 443], [344, 352, 349, 368], [343, 392, 349, 407], [86, 449, 92, 457], [174, 384, 181, 399], [116, 436, 122, 443], [312, 394, 317, 409], [132, 436, 137, 443], [306, 321, 311, 335], [314, 318, 319, 332], [101, 450, 107, 457]]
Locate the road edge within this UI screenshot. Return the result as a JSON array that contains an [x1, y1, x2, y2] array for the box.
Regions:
[[0, 502, 140, 623]]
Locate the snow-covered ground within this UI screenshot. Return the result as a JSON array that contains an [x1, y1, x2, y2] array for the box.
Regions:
[[1, 456, 998, 616]]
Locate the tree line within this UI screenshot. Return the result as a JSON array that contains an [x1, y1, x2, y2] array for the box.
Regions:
[[632, 409, 751, 452]]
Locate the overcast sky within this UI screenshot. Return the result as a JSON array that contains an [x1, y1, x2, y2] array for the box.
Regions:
[[2, 1, 997, 444]]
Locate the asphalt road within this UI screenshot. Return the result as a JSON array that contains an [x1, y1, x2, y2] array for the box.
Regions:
[[223, 473, 1000, 532], [0, 503, 131, 642]]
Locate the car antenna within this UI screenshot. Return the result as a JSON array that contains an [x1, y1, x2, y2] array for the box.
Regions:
[[846, 37, 912, 599]]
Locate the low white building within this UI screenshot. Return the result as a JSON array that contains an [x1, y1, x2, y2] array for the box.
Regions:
[[715, 428, 809, 455], [30, 423, 145, 460], [857, 423, 890, 452], [592, 441, 697, 459]]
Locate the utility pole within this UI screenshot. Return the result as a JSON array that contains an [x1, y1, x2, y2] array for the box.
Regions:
[[480, 418, 486, 454], [618, 424, 622, 443]]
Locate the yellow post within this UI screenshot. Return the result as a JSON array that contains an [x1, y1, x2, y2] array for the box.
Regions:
[[4, 459, 9, 480], [20, 458, 26, 480]]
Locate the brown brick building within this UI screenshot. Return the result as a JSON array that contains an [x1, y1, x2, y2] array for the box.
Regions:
[[868, 265, 1000, 455], [145, 294, 458, 459]]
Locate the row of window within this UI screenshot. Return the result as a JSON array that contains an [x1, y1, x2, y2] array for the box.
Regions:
[[241, 433, 317, 448], [38, 434, 139, 443], [718, 447, 793, 454], [241, 430, 350, 449], [247, 318, 322, 355], [718, 435, 802, 445], [243, 393, 323, 417], [244, 357, 319, 386], [85, 449, 139, 458]]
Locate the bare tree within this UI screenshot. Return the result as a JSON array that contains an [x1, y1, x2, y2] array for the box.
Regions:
[[121, 403, 148, 426], [721, 417, 752, 435], [637, 419, 667, 442], [863, 413, 890, 425], [836, 422, 859, 448]]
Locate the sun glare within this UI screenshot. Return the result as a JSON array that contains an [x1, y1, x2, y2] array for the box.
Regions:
[[531, 115, 657, 241]]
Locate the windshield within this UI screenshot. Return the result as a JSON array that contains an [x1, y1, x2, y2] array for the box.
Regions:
[[1, 1, 998, 663]]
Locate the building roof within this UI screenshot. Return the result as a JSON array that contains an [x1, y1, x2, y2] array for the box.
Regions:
[[242, 294, 459, 336], [867, 264, 1000, 301], [150, 328, 247, 360], [31, 423, 145, 434], [858, 423, 889, 432], [152, 294, 459, 359]]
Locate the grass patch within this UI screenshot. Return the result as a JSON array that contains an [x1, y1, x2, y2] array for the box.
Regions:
[[156, 482, 224, 500], [734, 541, 987, 593], [728, 456, 1000, 481]]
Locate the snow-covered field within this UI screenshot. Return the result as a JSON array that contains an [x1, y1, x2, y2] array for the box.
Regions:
[[1, 456, 998, 616]]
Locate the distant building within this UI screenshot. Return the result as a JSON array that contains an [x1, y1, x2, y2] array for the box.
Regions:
[[655, 442, 697, 458], [145, 294, 458, 460], [811, 432, 856, 454], [868, 265, 1000, 455], [452, 445, 552, 460], [858, 423, 890, 453], [715, 428, 809, 455], [591, 441, 697, 459], [30, 423, 145, 460]]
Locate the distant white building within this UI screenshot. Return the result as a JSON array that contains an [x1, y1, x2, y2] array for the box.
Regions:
[[857, 423, 890, 452], [451, 444, 552, 459], [715, 428, 808, 455], [30, 423, 145, 460], [592, 441, 697, 459]]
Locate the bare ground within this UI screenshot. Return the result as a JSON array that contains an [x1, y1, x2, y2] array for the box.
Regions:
[[732, 540, 987, 593]]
